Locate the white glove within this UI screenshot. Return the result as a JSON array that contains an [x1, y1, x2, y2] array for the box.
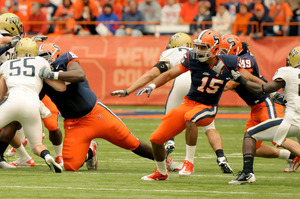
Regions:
[[135, 84, 156, 97], [8, 35, 21, 48], [32, 35, 48, 42], [39, 66, 59, 80], [231, 70, 241, 82]]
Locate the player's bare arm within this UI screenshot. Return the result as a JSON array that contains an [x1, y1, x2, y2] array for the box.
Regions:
[[44, 79, 66, 92], [239, 68, 266, 84], [152, 65, 182, 89], [57, 61, 86, 83]]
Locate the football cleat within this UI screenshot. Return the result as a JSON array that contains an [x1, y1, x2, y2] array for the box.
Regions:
[[166, 157, 183, 172], [228, 172, 256, 185], [9, 158, 35, 167], [141, 168, 169, 181], [164, 140, 175, 158], [45, 154, 63, 173], [55, 156, 64, 167], [6, 138, 28, 157], [179, 160, 194, 176], [0, 158, 16, 169], [86, 140, 98, 170], [217, 156, 233, 173], [284, 157, 300, 173]]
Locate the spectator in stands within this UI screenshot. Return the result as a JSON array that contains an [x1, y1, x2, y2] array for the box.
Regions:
[[190, 4, 212, 35], [247, 3, 274, 38], [25, 2, 48, 35], [138, 0, 161, 22], [226, 0, 240, 21], [179, 0, 199, 24], [115, 0, 144, 36], [106, 0, 123, 20], [248, 0, 269, 14], [212, 3, 232, 35], [73, 0, 99, 35], [41, 0, 58, 33], [232, 3, 252, 36], [9, 1, 27, 22], [53, 0, 76, 35], [269, 0, 293, 36], [286, 0, 300, 36], [160, 0, 181, 25], [96, 3, 119, 36]]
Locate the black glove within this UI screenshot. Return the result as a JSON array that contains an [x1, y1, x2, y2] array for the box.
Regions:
[[8, 35, 21, 48], [135, 84, 155, 97], [272, 92, 286, 106], [110, 89, 129, 97]]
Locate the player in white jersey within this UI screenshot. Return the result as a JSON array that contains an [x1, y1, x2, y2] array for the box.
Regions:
[[0, 38, 65, 172], [228, 46, 300, 184], [111, 33, 233, 174]]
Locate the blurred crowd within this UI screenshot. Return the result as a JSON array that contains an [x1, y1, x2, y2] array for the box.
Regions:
[[0, 0, 299, 37]]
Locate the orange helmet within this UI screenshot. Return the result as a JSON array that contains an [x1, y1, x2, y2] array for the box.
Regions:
[[219, 34, 242, 56], [192, 29, 222, 61], [38, 43, 62, 63]]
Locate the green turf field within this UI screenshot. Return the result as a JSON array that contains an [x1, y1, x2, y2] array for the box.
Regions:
[[1, 107, 298, 199]]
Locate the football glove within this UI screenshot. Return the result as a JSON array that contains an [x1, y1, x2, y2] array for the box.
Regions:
[[110, 89, 129, 97], [39, 66, 59, 80], [230, 70, 241, 82], [272, 92, 286, 106], [8, 35, 21, 48], [32, 35, 48, 42], [135, 84, 156, 97]]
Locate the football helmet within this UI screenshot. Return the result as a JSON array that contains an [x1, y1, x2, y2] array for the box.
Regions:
[[0, 13, 23, 36], [287, 46, 300, 68], [219, 34, 242, 56], [38, 43, 62, 63], [167, 33, 193, 49], [14, 38, 38, 58], [192, 29, 221, 62]]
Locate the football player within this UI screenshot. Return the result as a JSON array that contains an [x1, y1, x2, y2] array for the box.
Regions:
[[0, 38, 65, 172], [111, 32, 233, 174], [228, 46, 300, 184], [137, 29, 267, 181], [38, 43, 156, 172], [219, 34, 298, 172]]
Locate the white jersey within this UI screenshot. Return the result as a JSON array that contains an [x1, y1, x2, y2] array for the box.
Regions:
[[161, 47, 215, 131], [0, 56, 51, 149], [0, 33, 15, 65], [273, 67, 300, 126]]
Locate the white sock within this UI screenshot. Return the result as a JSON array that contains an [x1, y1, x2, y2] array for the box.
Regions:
[[155, 160, 167, 175], [16, 129, 26, 143], [185, 144, 196, 164], [53, 143, 63, 157], [278, 149, 291, 160], [15, 145, 31, 160]]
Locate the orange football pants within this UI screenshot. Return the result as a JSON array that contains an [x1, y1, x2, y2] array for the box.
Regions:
[[245, 98, 284, 149], [150, 97, 216, 145], [63, 101, 140, 171], [41, 95, 59, 131]]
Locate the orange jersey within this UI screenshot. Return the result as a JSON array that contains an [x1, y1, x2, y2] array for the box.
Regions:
[[232, 12, 252, 35], [150, 97, 216, 145], [179, 2, 199, 23], [63, 102, 140, 171], [269, 2, 293, 24]]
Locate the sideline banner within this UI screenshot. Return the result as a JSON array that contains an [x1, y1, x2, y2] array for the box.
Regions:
[[46, 35, 300, 106]]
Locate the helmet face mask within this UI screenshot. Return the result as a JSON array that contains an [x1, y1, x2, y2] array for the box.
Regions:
[[287, 46, 300, 68], [14, 38, 38, 58], [192, 30, 221, 62], [167, 33, 193, 49], [38, 43, 62, 63], [0, 13, 23, 36]]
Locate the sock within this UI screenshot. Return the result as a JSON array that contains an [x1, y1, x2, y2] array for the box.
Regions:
[[243, 156, 254, 173], [15, 145, 31, 160], [215, 149, 224, 158], [40, 150, 50, 160], [185, 144, 196, 164], [16, 129, 26, 143], [53, 143, 62, 157], [85, 149, 93, 161], [0, 141, 9, 159], [155, 160, 167, 175], [289, 153, 296, 160], [278, 149, 291, 160]]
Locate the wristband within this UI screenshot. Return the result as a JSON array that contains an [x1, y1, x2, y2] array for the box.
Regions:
[[148, 83, 156, 90], [53, 72, 59, 80], [237, 76, 248, 86]]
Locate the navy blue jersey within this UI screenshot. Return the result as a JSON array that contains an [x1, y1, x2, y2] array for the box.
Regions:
[[180, 51, 231, 105], [41, 51, 97, 119], [218, 52, 268, 105]]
